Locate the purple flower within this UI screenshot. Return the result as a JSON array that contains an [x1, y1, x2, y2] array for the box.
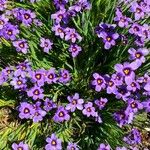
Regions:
[[128, 48, 149, 64], [140, 0, 150, 13], [144, 79, 150, 92], [142, 99, 150, 112], [19, 102, 35, 119], [91, 73, 106, 92], [17, 60, 31, 70], [82, 102, 97, 117], [40, 37, 53, 53], [30, 69, 46, 86], [52, 24, 65, 39], [66, 93, 84, 112], [14, 60, 31, 78], [125, 79, 140, 92], [114, 85, 131, 101], [140, 24, 150, 40], [69, 0, 91, 13], [51, 8, 67, 23], [116, 147, 127, 150], [12, 141, 29, 150], [27, 86, 44, 100], [130, 2, 145, 20], [137, 73, 150, 84], [67, 142, 79, 150], [0, 14, 8, 29], [12, 8, 24, 20], [78, 0, 91, 11], [69, 44, 82, 57], [45, 68, 57, 84], [0, 0, 7, 11], [13, 39, 29, 54], [95, 115, 102, 123], [53, 0, 69, 9], [114, 109, 134, 127], [45, 133, 62, 150], [59, 69, 71, 84], [95, 98, 108, 110], [2, 23, 19, 40], [97, 143, 111, 150], [129, 23, 141, 36], [65, 28, 82, 43], [1, 66, 14, 79], [111, 73, 123, 85], [126, 99, 143, 113], [129, 146, 139, 150], [102, 32, 119, 49], [105, 76, 117, 94], [96, 23, 119, 49], [135, 36, 145, 47], [114, 62, 140, 82], [43, 98, 57, 112], [53, 106, 70, 122], [123, 128, 141, 145], [32, 111, 46, 122], [96, 23, 116, 38], [32, 102, 46, 122], [10, 76, 27, 89], [13, 69, 26, 79], [20, 9, 36, 26], [114, 8, 131, 28], [33, 19, 43, 26], [120, 35, 128, 45]]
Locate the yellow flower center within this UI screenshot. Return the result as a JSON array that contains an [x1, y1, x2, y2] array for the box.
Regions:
[[17, 80, 22, 85], [131, 82, 135, 87], [87, 107, 91, 112], [72, 99, 77, 105], [0, 20, 4, 25], [34, 90, 40, 95], [107, 37, 111, 41], [24, 108, 29, 114], [19, 43, 24, 48], [59, 111, 64, 117], [51, 140, 56, 146], [58, 29, 62, 33], [131, 102, 136, 108], [108, 81, 114, 87], [123, 69, 130, 75], [24, 14, 30, 19], [97, 79, 103, 84], [17, 147, 23, 150], [7, 30, 12, 35], [135, 53, 141, 58], [48, 74, 53, 79], [35, 74, 41, 79]]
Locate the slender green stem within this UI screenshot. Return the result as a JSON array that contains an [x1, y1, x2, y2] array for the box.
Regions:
[[73, 58, 78, 78]]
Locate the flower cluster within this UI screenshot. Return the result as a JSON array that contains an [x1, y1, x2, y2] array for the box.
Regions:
[[91, 46, 149, 127], [0, 5, 45, 54], [95, 23, 119, 49], [0, 60, 72, 123], [123, 128, 141, 145], [92, 0, 150, 129], [51, 0, 91, 57], [130, 0, 150, 21]]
